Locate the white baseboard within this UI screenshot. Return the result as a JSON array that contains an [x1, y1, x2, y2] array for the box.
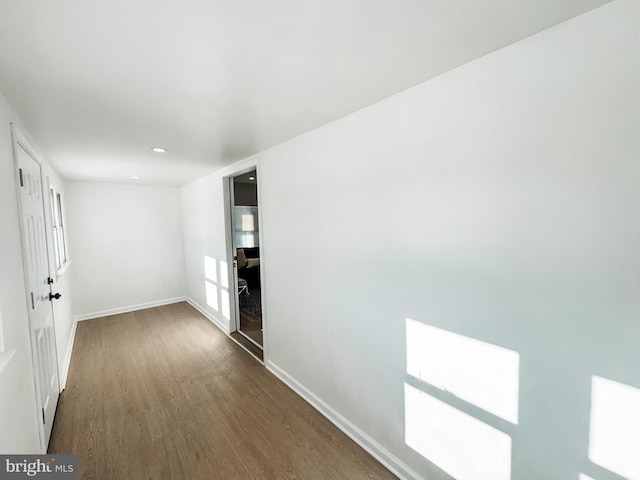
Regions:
[[75, 297, 187, 322], [59, 318, 78, 390], [185, 297, 230, 334], [266, 361, 423, 480]]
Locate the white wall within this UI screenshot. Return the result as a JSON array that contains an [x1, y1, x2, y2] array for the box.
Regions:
[[183, 1, 640, 479], [0, 94, 50, 452], [66, 182, 186, 318]]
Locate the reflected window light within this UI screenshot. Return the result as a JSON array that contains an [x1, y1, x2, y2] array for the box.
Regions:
[[589, 376, 640, 479], [204, 256, 217, 283], [235, 206, 259, 248], [205, 281, 218, 311], [406, 319, 519, 424], [220, 261, 229, 289], [241, 214, 255, 231], [405, 384, 511, 480], [242, 233, 255, 248], [221, 289, 230, 320], [579, 475, 595, 480]]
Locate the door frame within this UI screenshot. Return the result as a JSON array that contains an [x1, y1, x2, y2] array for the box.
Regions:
[[11, 124, 61, 452], [222, 157, 267, 360]]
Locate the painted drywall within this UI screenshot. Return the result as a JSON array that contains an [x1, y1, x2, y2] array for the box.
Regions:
[[66, 182, 186, 318], [0, 93, 48, 453], [182, 1, 640, 478]]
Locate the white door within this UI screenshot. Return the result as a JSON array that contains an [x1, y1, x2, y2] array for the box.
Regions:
[[15, 138, 60, 449]]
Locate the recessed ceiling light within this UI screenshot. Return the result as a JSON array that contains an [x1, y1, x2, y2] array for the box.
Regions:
[[151, 147, 167, 153], [249, 176, 255, 181], [130, 176, 141, 180]]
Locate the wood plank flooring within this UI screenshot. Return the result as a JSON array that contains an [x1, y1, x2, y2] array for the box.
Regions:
[[239, 312, 263, 347], [48, 302, 397, 479]]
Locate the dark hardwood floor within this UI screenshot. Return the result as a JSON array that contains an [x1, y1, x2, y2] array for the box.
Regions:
[[239, 285, 263, 347], [48, 302, 397, 480]]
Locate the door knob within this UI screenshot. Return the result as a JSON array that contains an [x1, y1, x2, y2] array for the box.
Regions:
[[49, 292, 61, 301]]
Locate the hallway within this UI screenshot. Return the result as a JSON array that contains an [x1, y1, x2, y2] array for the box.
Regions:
[[48, 302, 396, 479]]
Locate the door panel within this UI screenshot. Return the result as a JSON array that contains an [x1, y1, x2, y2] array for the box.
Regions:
[[46, 177, 73, 388], [16, 140, 60, 449]]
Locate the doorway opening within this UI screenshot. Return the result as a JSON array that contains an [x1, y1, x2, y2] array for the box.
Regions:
[[229, 169, 263, 360]]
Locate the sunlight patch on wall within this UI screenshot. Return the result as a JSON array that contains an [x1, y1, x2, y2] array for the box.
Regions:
[[205, 280, 218, 311], [579, 475, 595, 480], [221, 289, 230, 320], [203, 256, 219, 311], [220, 260, 229, 289], [406, 319, 519, 424], [589, 376, 640, 479], [405, 384, 512, 480], [204, 256, 217, 283]]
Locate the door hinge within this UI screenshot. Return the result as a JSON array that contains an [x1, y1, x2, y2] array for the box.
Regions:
[[19, 168, 24, 187], [47, 277, 54, 285], [42, 408, 45, 425], [30, 292, 35, 309]]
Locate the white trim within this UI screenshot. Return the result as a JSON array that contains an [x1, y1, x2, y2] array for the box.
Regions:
[[185, 297, 230, 333], [227, 335, 265, 365], [223, 159, 260, 336], [266, 360, 423, 480], [224, 175, 239, 333], [75, 297, 186, 322], [254, 160, 268, 363], [222, 157, 269, 358], [56, 259, 71, 278], [217, 155, 259, 178], [58, 318, 77, 390], [11, 124, 42, 166], [236, 329, 262, 350]]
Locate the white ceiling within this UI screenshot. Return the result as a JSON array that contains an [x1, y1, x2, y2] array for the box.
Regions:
[[0, 0, 611, 186]]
